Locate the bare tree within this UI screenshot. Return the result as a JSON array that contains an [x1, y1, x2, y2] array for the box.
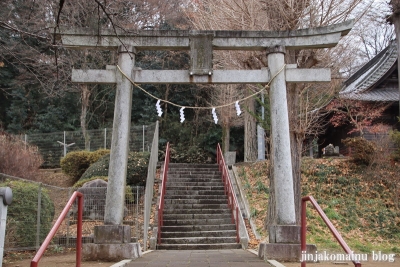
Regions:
[[0, 0, 70, 97], [186, 0, 378, 227], [209, 84, 244, 154], [186, 0, 267, 162], [70, 0, 191, 134], [1, 0, 190, 134], [327, 98, 391, 136]]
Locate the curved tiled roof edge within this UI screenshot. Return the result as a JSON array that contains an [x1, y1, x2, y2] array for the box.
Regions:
[[339, 39, 399, 102], [342, 40, 395, 87]]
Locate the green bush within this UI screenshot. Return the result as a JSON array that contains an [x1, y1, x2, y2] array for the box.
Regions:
[[88, 149, 111, 163], [342, 137, 375, 165], [79, 154, 110, 181], [126, 152, 150, 186], [60, 149, 110, 182], [0, 180, 55, 248], [60, 151, 92, 181], [168, 146, 209, 163], [390, 130, 400, 161], [79, 152, 150, 186], [159, 119, 220, 163]]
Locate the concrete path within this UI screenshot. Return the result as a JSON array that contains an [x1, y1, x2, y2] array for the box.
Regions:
[[123, 249, 275, 267]]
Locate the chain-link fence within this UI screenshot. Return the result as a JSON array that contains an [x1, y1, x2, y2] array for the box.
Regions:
[[21, 123, 157, 168], [0, 174, 145, 251]]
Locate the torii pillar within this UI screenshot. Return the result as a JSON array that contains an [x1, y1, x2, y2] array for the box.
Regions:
[[84, 46, 142, 261], [258, 46, 306, 261], [58, 20, 353, 262], [105, 45, 135, 226]]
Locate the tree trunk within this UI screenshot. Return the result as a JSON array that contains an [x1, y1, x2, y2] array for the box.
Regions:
[[244, 93, 257, 162], [80, 84, 91, 150], [222, 123, 230, 154], [163, 85, 170, 123]]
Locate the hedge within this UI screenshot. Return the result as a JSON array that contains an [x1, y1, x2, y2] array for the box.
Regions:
[[79, 151, 150, 186], [0, 180, 55, 248], [60, 149, 110, 182]]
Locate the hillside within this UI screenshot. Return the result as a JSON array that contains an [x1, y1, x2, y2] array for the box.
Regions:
[[237, 157, 400, 254]]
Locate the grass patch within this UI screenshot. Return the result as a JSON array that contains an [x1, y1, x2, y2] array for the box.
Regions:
[[237, 158, 400, 255]]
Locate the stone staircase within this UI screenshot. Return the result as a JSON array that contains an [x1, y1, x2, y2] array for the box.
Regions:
[[157, 163, 241, 250]]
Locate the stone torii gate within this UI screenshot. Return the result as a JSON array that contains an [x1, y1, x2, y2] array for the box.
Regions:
[[58, 20, 353, 260]]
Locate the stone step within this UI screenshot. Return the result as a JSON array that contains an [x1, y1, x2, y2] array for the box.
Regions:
[[166, 181, 223, 187], [167, 171, 220, 175], [161, 230, 237, 238], [166, 186, 225, 191], [163, 218, 233, 226], [163, 209, 231, 215], [164, 199, 228, 205], [160, 236, 237, 244], [167, 177, 222, 182], [161, 224, 236, 232], [156, 243, 241, 250], [163, 203, 229, 210], [167, 175, 221, 179], [166, 177, 222, 183], [165, 190, 225, 195], [163, 213, 232, 220], [165, 190, 225, 196], [158, 163, 239, 250], [168, 171, 221, 175], [163, 195, 224, 200], [168, 163, 219, 169]]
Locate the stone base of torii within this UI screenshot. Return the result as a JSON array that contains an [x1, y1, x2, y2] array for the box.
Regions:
[[58, 20, 353, 262]]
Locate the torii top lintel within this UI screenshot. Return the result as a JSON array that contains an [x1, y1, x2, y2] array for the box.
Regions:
[[58, 20, 353, 51]]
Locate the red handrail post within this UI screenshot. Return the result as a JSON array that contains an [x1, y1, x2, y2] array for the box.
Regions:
[[216, 143, 240, 245], [235, 206, 239, 243], [30, 191, 83, 267], [301, 196, 361, 267], [216, 144, 220, 168], [157, 142, 170, 245], [76, 193, 83, 267], [301, 196, 308, 267]]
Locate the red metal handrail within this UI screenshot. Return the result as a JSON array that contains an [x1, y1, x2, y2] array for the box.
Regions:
[[301, 196, 361, 267], [31, 191, 83, 267], [157, 142, 170, 245], [216, 144, 240, 243]]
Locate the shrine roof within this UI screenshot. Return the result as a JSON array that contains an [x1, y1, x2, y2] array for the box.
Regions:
[[339, 40, 400, 102]]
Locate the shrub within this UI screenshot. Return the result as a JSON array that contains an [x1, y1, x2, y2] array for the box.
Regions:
[[88, 149, 111, 163], [342, 137, 375, 165], [0, 134, 43, 179], [159, 119, 219, 163], [390, 130, 400, 162], [60, 151, 92, 182], [60, 149, 110, 182], [126, 152, 150, 186], [168, 145, 209, 163], [0, 180, 55, 248], [79, 151, 150, 186]]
